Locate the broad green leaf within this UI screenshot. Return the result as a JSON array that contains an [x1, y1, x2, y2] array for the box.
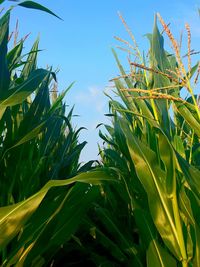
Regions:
[[173, 135, 186, 159], [0, 69, 49, 108], [185, 224, 194, 262], [10, 184, 99, 266], [147, 240, 177, 267], [135, 209, 159, 252], [175, 152, 200, 199], [18, 1, 62, 20], [121, 119, 182, 259], [0, 170, 115, 249], [179, 187, 195, 226], [158, 131, 176, 197], [175, 103, 200, 138], [10, 119, 48, 148]]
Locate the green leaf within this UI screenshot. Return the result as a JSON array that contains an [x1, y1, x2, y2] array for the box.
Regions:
[[150, 16, 170, 73], [147, 240, 177, 267], [121, 119, 182, 260], [7, 41, 23, 72], [0, 170, 114, 249], [48, 82, 74, 114], [85, 219, 127, 263], [21, 37, 39, 78], [0, 11, 10, 96], [94, 206, 143, 267], [158, 131, 176, 197], [112, 49, 158, 128], [18, 1, 62, 20], [193, 225, 200, 267], [175, 103, 200, 138], [179, 187, 195, 226], [0, 69, 49, 108], [149, 15, 171, 135], [10, 119, 48, 148], [175, 152, 200, 199], [173, 135, 186, 159], [10, 184, 99, 266], [16, 72, 51, 138]]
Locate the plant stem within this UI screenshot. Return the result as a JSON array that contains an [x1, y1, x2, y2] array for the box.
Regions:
[[182, 259, 188, 267]]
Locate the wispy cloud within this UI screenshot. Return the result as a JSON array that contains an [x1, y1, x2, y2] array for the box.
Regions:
[[75, 85, 107, 113]]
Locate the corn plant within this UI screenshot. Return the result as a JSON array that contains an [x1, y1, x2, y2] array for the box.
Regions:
[[85, 14, 200, 267], [0, 4, 112, 266]]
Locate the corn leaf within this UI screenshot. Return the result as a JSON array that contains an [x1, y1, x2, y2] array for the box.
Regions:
[[147, 240, 177, 267], [0, 11, 10, 96], [0, 170, 115, 249], [0, 69, 49, 108], [121, 119, 182, 259], [18, 1, 62, 20], [6, 184, 99, 266]]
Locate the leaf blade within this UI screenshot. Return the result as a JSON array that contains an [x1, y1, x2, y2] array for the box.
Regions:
[[18, 1, 62, 20]]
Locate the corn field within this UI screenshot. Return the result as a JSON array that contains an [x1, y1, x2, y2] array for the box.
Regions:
[[0, 1, 200, 267]]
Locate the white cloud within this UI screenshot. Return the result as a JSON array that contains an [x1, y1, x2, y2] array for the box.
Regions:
[[89, 86, 99, 97], [74, 85, 107, 113]]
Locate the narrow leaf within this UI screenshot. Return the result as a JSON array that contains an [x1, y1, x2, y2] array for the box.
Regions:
[[0, 11, 10, 96], [18, 1, 62, 20]]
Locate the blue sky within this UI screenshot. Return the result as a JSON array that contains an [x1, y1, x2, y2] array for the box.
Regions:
[[2, 0, 200, 162]]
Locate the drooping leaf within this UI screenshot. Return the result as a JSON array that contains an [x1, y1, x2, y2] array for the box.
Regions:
[[175, 103, 200, 138], [7, 184, 99, 266], [0, 170, 115, 249], [18, 1, 62, 20], [175, 152, 200, 199], [0, 69, 49, 108]]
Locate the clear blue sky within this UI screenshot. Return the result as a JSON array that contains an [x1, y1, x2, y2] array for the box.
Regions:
[[2, 0, 200, 162]]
